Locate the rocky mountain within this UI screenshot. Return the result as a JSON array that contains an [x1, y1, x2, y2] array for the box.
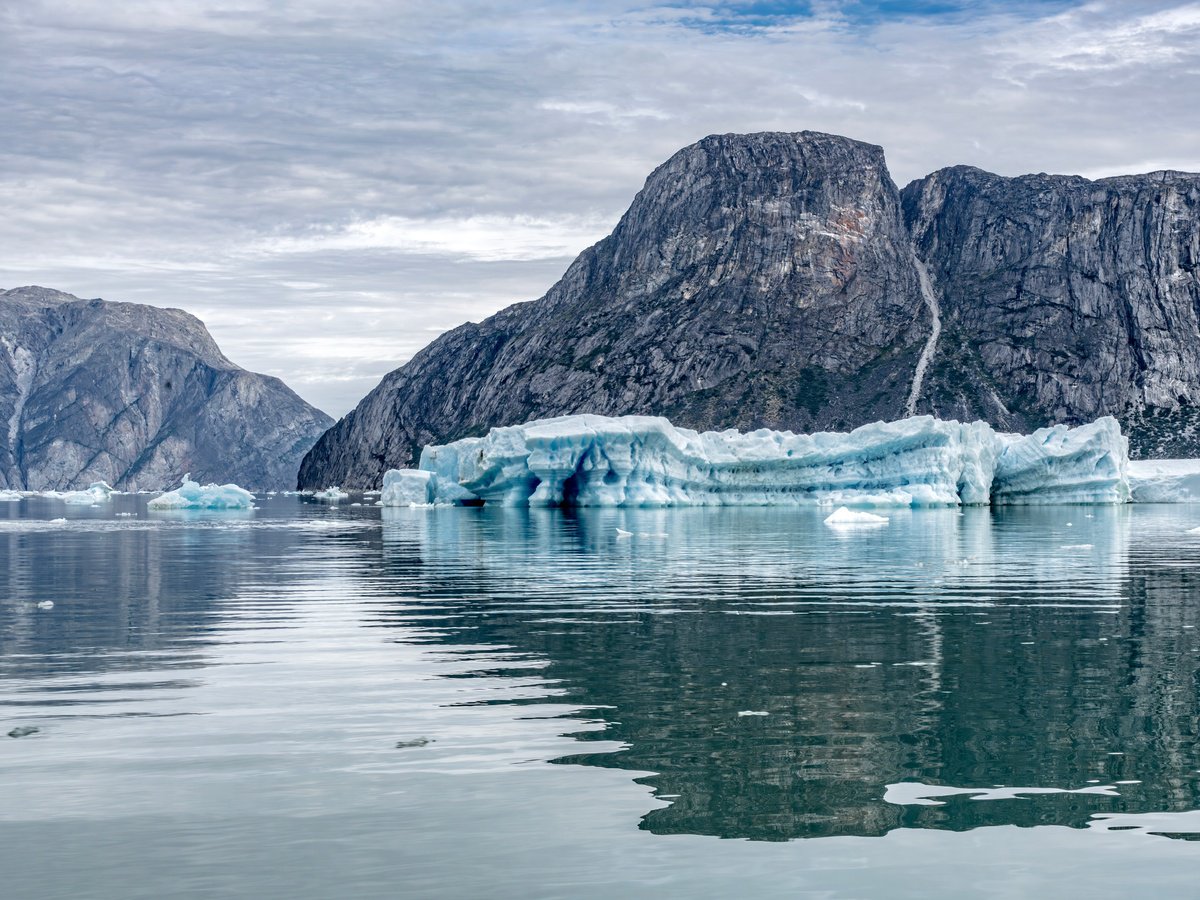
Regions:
[[298, 131, 1200, 488], [0, 286, 333, 490], [903, 166, 1200, 456]]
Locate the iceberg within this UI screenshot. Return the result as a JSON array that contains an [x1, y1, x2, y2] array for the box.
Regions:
[[1127, 459, 1200, 502], [824, 507, 889, 527], [55, 481, 116, 505], [380, 413, 1132, 508], [313, 486, 349, 503], [147, 475, 254, 510], [992, 418, 1130, 505]]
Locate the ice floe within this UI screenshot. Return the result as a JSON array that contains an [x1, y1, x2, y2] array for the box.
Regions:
[[1127, 458, 1200, 502], [380, 413, 1134, 508], [147, 475, 254, 510], [824, 507, 889, 527], [313, 486, 349, 502]]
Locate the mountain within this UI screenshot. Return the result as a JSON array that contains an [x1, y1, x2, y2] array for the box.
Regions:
[[902, 166, 1200, 456], [0, 286, 333, 490], [298, 131, 1200, 488]]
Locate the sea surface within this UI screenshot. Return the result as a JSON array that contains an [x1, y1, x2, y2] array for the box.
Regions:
[[2, 496, 1200, 898]]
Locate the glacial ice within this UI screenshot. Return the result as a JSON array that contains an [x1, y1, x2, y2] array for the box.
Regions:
[[824, 507, 889, 527], [380, 413, 1134, 508], [55, 482, 116, 505], [147, 475, 255, 510], [1127, 459, 1200, 502], [313, 486, 349, 502]]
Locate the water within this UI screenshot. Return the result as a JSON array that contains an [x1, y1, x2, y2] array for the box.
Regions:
[[3, 496, 1200, 898]]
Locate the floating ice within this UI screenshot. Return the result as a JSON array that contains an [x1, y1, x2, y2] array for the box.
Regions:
[[991, 418, 1129, 505], [1127, 459, 1200, 502], [381, 469, 436, 506], [147, 475, 254, 510], [313, 486, 349, 502], [0, 489, 23, 502], [381, 414, 1133, 508], [824, 507, 889, 527], [54, 482, 116, 505]]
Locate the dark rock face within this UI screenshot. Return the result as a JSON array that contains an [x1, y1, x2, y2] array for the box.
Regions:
[[300, 132, 931, 487], [902, 167, 1200, 456], [0, 287, 333, 490], [299, 132, 1200, 488]]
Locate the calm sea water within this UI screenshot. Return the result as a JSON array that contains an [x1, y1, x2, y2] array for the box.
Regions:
[[2, 496, 1200, 898]]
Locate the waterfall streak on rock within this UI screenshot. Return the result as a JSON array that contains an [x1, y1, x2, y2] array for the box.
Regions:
[[906, 254, 942, 417]]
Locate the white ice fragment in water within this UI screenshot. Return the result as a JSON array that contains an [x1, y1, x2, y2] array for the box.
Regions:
[[1060, 544, 1094, 550], [824, 507, 889, 527], [147, 475, 254, 510], [313, 486, 349, 502], [0, 489, 23, 502], [36, 600, 53, 609], [1189, 526, 1200, 534], [53, 481, 116, 505], [615, 528, 633, 538], [737, 710, 769, 717], [49, 517, 67, 524]]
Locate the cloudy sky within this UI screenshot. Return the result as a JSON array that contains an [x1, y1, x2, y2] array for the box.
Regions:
[[3, 1, 1198, 416]]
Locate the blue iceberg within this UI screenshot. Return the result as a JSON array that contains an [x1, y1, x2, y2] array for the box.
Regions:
[[147, 475, 255, 510], [380, 414, 1133, 508]]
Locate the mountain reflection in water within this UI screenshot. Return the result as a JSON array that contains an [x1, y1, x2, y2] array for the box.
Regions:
[[374, 504, 1200, 840]]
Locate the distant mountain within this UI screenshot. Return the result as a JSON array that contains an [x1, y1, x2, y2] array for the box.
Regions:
[[0, 286, 332, 490], [298, 131, 1200, 488]]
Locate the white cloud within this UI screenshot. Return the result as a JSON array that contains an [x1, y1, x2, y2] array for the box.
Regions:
[[256, 214, 613, 261]]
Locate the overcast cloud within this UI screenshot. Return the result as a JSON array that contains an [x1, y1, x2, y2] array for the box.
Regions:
[[2, 0, 1198, 415]]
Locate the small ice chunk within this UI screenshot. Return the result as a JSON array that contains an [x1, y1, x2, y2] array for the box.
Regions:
[[615, 527, 633, 538], [36, 600, 54, 609], [314, 486, 349, 502], [824, 507, 889, 527], [0, 489, 23, 502], [49, 517, 67, 524], [7, 726, 39, 738], [58, 481, 116, 505], [148, 475, 254, 510], [737, 710, 769, 717]]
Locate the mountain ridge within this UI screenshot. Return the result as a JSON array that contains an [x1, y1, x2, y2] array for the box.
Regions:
[[0, 286, 333, 490]]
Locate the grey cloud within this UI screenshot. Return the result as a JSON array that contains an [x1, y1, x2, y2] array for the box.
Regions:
[[3, 1, 1198, 416]]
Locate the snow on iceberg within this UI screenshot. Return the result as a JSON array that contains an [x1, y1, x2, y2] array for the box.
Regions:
[[147, 475, 254, 510], [377, 413, 1131, 509]]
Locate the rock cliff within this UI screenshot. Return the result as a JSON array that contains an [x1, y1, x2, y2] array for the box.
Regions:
[[0, 287, 332, 490], [299, 132, 1200, 488], [300, 132, 933, 486], [902, 166, 1200, 456]]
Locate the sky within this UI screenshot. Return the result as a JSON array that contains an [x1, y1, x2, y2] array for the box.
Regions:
[[2, 0, 1199, 417]]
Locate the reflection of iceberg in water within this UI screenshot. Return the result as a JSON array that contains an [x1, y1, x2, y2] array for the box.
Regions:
[[377, 504, 1200, 840]]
